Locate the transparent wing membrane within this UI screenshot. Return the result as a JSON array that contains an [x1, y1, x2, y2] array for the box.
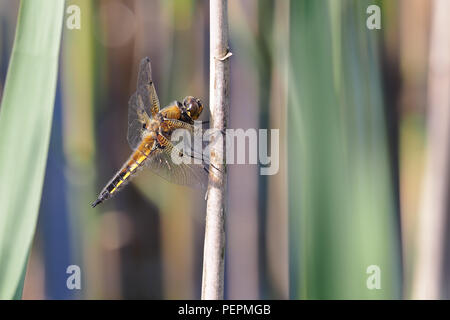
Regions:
[[136, 57, 160, 117], [143, 137, 208, 190], [127, 58, 160, 150], [127, 93, 150, 150], [169, 125, 211, 166]]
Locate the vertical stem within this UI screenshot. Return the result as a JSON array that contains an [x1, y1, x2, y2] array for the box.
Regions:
[[201, 0, 230, 300], [412, 0, 450, 299]]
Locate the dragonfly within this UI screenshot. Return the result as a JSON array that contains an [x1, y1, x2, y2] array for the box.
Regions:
[[92, 57, 210, 208]]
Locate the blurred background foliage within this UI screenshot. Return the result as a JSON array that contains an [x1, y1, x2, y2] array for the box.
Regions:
[[289, 0, 400, 299], [0, 0, 449, 299]]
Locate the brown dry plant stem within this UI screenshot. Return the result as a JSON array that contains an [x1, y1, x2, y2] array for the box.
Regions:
[[201, 0, 231, 300]]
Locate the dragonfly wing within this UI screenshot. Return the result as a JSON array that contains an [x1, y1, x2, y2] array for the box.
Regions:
[[143, 135, 208, 190], [127, 93, 151, 150], [136, 57, 160, 117], [161, 119, 223, 167], [127, 58, 161, 150]]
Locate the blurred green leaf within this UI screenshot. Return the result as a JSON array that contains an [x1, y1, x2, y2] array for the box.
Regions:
[[288, 0, 401, 299], [0, 0, 64, 299]]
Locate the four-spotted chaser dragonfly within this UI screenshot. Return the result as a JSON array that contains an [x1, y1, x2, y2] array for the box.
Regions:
[[92, 57, 209, 207]]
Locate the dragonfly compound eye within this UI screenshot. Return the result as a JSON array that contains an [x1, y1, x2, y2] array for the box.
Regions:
[[183, 96, 203, 120]]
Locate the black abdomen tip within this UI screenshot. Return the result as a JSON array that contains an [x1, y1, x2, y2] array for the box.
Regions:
[[91, 198, 102, 208]]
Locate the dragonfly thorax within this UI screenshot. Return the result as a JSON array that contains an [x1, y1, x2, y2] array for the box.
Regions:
[[149, 118, 160, 132], [146, 130, 157, 140]]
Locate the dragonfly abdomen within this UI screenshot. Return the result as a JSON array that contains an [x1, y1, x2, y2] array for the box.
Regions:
[[91, 141, 153, 207]]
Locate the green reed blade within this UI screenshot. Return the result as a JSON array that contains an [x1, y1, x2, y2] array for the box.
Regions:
[[0, 0, 64, 299]]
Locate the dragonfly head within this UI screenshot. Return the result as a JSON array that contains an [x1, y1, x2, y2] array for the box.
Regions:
[[183, 96, 203, 120]]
